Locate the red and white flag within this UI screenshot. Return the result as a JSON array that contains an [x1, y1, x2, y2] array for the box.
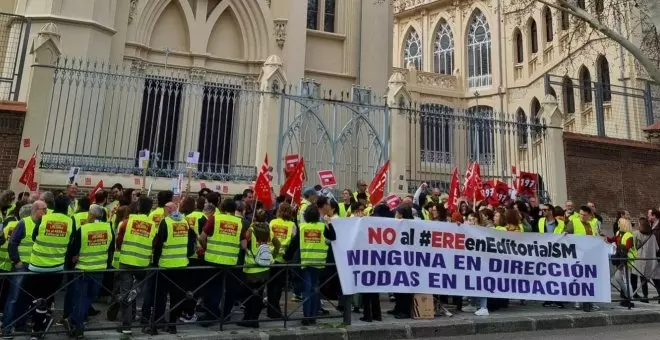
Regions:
[[89, 180, 104, 202], [280, 158, 305, 205], [367, 160, 390, 206], [463, 161, 484, 202], [447, 167, 460, 213], [19, 151, 37, 188], [254, 154, 274, 210], [317, 170, 337, 188]]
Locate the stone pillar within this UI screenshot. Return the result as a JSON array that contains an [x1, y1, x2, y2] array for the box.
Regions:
[[10, 23, 61, 192], [255, 55, 287, 185], [386, 70, 412, 195], [539, 94, 567, 205]]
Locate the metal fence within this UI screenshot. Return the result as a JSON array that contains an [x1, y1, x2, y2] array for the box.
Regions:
[[278, 82, 389, 191], [404, 103, 553, 202], [545, 73, 653, 141], [40, 58, 260, 181], [0, 12, 30, 101]]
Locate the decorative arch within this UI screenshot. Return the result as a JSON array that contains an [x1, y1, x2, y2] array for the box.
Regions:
[[516, 108, 528, 147], [402, 27, 423, 69], [513, 27, 523, 64], [465, 8, 493, 89], [136, 0, 194, 48], [527, 18, 538, 54], [578, 65, 593, 104], [542, 6, 553, 42], [596, 54, 611, 102], [432, 18, 454, 74]]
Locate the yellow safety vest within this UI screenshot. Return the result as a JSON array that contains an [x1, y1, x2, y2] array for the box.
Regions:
[[244, 227, 270, 274], [67, 199, 79, 216], [18, 217, 36, 263], [299, 222, 328, 269], [421, 208, 430, 220], [205, 213, 242, 266], [0, 220, 18, 271], [538, 218, 565, 234], [186, 211, 205, 259], [76, 221, 112, 271], [0, 204, 15, 223], [47, 208, 53, 215], [572, 219, 595, 236], [495, 224, 524, 232], [30, 213, 73, 267], [111, 219, 126, 269], [297, 200, 310, 223], [149, 207, 165, 224], [619, 231, 637, 267], [119, 214, 157, 268], [269, 218, 294, 263], [73, 212, 89, 230], [352, 192, 371, 202], [160, 217, 189, 268]]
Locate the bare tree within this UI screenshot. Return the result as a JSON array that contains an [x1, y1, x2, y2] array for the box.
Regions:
[[384, 0, 660, 83]]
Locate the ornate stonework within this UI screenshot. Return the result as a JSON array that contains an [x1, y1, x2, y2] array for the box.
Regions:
[[273, 19, 287, 48], [416, 71, 457, 90], [128, 0, 138, 24]]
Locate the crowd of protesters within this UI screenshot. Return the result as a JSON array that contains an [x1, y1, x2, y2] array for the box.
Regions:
[[0, 181, 658, 339]]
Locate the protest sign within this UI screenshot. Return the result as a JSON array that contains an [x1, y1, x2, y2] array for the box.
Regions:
[[330, 217, 611, 303], [318, 170, 337, 187]]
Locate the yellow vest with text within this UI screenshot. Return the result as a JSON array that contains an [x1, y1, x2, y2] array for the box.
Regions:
[[160, 217, 189, 268], [244, 228, 270, 274], [269, 218, 294, 263], [205, 213, 242, 265], [0, 220, 18, 271], [73, 212, 89, 230], [186, 211, 205, 259], [76, 221, 112, 271], [538, 218, 565, 234], [30, 213, 73, 267], [149, 207, 165, 224], [119, 214, 157, 267], [18, 217, 36, 263], [299, 222, 328, 269], [619, 231, 637, 267]]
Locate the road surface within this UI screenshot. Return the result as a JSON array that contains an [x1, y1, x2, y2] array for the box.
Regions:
[[411, 323, 660, 340]]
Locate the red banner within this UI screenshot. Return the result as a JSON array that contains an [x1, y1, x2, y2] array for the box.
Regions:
[[463, 162, 485, 202], [254, 154, 274, 210], [89, 180, 104, 202], [447, 167, 460, 213], [367, 160, 390, 206], [482, 179, 511, 207], [280, 158, 305, 205], [19, 152, 36, 187], [516, 171, 538, 197]]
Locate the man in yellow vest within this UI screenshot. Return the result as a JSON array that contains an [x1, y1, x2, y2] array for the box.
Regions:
[[116, 197, 157, 336], [146, 202, 194, 335], [26, 195, 74, 338], [297, 188, 318, 224], [199, 198, 244, 326], [149, 190, 173, 224], [66, 184, 79, 216], [62, 204, 113, 339], [565, 205, 600, 313], [353, 180, 370, 202], [538, 204, 565, 234], [72, 197, 91, 229], [106, 183, 123, 219], [266, 202, 294, 318], [2, 201, 46, 338]]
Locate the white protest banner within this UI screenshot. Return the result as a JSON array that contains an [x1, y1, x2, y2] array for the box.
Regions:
[[330, 217, 612, 303]]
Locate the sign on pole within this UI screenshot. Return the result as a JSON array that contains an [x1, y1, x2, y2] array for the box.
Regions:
[[318, 169, 337, 188]]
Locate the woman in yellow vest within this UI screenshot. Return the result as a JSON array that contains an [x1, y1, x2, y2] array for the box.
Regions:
[[495, 209, 525, 232], [240, 217, 280, 328], [339, 189, 356, 217], [608, 218, 637, 308], [266, 202, 295, 319], [282, 205, 328, 325]]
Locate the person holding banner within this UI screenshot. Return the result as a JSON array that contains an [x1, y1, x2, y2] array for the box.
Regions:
[[266, 202, 296, 319], [564, 205, 600, 312], [388, 205, 414, 319]]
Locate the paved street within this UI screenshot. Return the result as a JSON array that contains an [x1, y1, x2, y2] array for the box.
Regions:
[[416, 323, 660, 340]]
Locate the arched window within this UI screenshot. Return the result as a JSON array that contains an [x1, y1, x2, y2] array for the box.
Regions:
[[516, 108, 528, 147], [597, 55, 611, 102], [543, 7, 553, 42], [529, 19, 539, 54], [403, 28, 423, 70], [514, 28, 524, 63], [420, 104, 453, 163], [467, 10, 492, 89], [466, 106, 495, 165], [530, 97, 542, 138], [579, 65, 593, 104], [562, 76, 576, 114], [561, 11, 569, 30], [434, 21, 454, 75]]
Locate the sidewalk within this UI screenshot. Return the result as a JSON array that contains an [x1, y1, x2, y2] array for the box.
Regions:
[[41, 297, 660, 339]]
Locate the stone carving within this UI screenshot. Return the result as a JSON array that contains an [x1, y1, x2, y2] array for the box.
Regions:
[[190, 67, 207, 81], [416, 71, 457, 89], [393, 0, 434, 13], [128, 0, 138, 24], [273, 19, 287, 48], [130, 59, 147, 74]]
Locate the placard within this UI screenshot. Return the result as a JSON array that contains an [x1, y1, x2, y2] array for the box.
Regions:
[[412, 294, 435, 319], [67, 167, 81, 185], [138, 150, 150, 169], [23, 138, 30, 148], [385, 193, 401, 210], [186, 151, 200, 164], [285, 154, 300, 170], [318, 170, 337, 187], [84, 176, 92, 186], [330, 217, 612, 303]]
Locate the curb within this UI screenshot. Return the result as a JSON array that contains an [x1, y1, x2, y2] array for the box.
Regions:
[[175, 309, 660, 340]]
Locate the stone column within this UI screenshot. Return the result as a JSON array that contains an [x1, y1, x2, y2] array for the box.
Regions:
[[255, 55, 288, 185], [386, 70, 412, 195], [539, 94, 567, 205], [10, 23, 61, 192]]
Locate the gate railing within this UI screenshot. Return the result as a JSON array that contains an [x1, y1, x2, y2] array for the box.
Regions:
[[0, 12, 30, 101]]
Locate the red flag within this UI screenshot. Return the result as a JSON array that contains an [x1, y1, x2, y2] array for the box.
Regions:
[[89, 180, 104, 202], [280, 158, 305, 205], [464, 162, 484, 202], [254, 154, 274, 210], [19, 152, 36, 187], [482, 179, 510, 206], [447, 167, 460, 213], [516, 171, 538, 197], [367, 160, 390, 206]]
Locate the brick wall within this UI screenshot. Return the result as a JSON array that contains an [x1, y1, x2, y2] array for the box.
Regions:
[[564, 132, 660, 224], [0, 102, 25, 190]]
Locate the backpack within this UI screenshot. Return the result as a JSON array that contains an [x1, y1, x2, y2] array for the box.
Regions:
[[253, 243, 272, 267]]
